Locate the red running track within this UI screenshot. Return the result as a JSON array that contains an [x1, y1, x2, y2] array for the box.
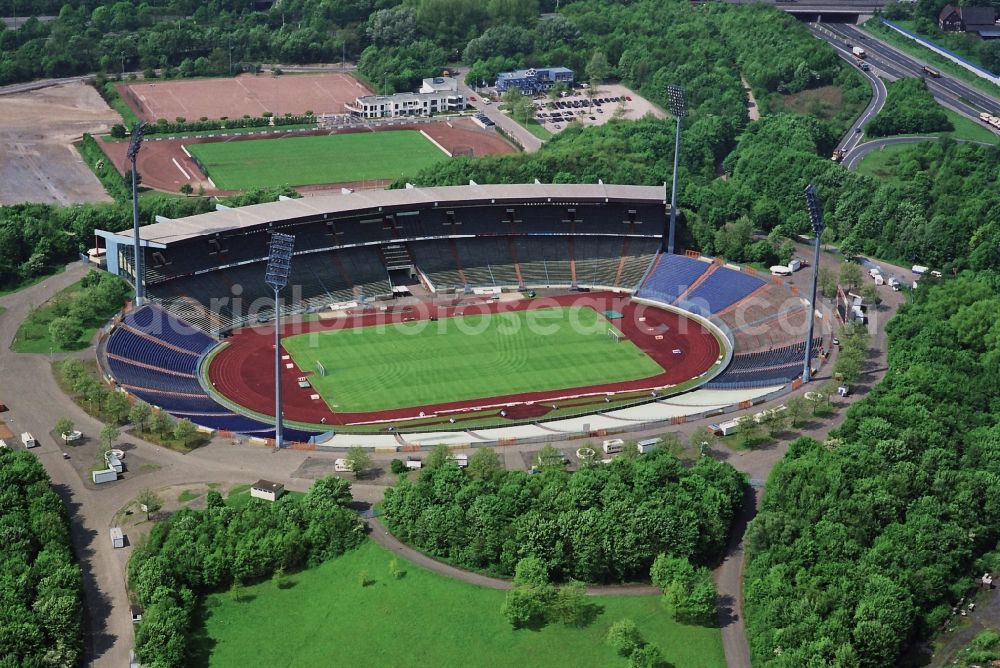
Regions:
[[206, 292, 721, 427]]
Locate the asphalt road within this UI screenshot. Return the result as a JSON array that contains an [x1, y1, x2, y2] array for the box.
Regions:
[[451, 69, 544, 153], [825, 23, 1000, 116], [810, 27, 888, 155], [842, 135, 994, 169]]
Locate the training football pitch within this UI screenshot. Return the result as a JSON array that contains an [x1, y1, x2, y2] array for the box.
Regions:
[[187, 130, 447, 189], [282, 306, 664, 412]]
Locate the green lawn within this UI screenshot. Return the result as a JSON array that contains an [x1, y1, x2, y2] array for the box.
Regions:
[[187, 130, 448, 189], [281, 306, 663, 412], [195, 540, 725, 668]]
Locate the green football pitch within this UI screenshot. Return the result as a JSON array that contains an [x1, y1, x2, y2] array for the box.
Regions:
[[186, 130, 448, 189], [281, 306, 664, 413]]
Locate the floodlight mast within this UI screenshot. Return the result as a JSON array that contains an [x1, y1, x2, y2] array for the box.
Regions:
[[127, 122, 146, 306], [265, 233, 296, 449], [803, 184, 825, 383], [665, 85, 687, 255]]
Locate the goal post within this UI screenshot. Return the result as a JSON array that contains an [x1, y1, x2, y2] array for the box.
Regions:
[[315, 360, 326, 377], [607, 326, 624, 344]]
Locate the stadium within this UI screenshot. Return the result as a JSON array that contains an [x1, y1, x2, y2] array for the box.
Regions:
[[94, 183, 826, 447]]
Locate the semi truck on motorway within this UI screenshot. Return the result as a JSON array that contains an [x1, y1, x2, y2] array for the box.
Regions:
[[852, 46, 866, 59]]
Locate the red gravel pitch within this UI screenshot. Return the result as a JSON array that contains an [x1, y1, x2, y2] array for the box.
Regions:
[[206, 292, 721, 428], [117, 72, 370, 123]]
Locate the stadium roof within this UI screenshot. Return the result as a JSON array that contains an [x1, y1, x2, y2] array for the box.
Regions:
[[118, 183, 667, 245]]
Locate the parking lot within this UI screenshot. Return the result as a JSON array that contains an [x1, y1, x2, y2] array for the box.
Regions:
[[533, 83, 666, 133]]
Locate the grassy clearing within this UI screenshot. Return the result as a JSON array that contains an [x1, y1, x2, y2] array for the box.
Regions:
[[187, 130, 448, 189], [195, 540, 725, 668], [768, 85, 844, 120], [282, 306, 663, 412], [862, 21, 1000, 102]]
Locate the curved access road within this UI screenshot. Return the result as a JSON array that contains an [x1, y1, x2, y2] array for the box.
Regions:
[[843, 135, 995, 170]]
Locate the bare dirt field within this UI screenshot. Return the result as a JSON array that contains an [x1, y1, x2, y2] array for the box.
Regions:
[[118, 72, 372, 123], [0, 82, 117, 205], [98, 118, 515, 195]]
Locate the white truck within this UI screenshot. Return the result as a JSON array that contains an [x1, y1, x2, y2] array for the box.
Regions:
[[852, 46, 866, 59], [21, 432, 37, 448]]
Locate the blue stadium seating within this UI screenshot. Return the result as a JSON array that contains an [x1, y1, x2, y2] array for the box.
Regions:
[[106, 329, 198, 374], [707, 363, 803, 388], [680, 267, 766, 315], [107, 358, 203, 394], [635, 254, 711, 304]]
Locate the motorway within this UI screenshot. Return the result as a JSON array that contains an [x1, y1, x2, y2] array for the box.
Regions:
[[820, 22, 1000, 117]]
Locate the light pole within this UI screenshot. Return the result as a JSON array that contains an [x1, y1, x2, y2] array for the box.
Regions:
[[802, 184, 825, 383], [665, 85, 687, 255], [127, 122, 146, 306], [121, 50, 126, 80], [264, 233, 295, 449]]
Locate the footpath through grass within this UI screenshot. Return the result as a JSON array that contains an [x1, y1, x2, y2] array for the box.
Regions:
[[196, 540, 725, 668], [187, 130, 448, 189], [282, 306, 663, 412]]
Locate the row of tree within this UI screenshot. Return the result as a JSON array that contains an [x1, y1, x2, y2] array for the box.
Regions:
[[381, 446, 746, 583], [129, 476, 364, 667], [0, 449, 84, 666], [744, 271, 1000, 665]]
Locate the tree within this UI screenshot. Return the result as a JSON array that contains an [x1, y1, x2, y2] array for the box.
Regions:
[[390, 458, 407, 475], [55, 417, 74, 439], [129, 401, 152, 431], [173, 418, 197, 447], [860, 283, 881, 307], [136, 489, 162, 520], [100, 423, 120, 450], [150, 410, 172, 435], [426, 443, 453, 469], [534, 444, 566, 470], [103, 391, 131, 424], [110, 124, 126, 139], [585, 50, 612, 92], [818, 266, 838, 298], [737, 414, 764, 448], [606, 618, 644, 657], [760, 407, 787, 437], [786, 396, 810, 427], [467, 447, 502, 480], [553, 580, 590, 626], [49, 316, 83, 349], [344, 446, 372, 479], [840, 262, 864, 291]]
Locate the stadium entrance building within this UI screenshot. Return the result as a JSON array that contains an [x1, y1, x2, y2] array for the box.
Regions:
[[496, 67, 575, 94]]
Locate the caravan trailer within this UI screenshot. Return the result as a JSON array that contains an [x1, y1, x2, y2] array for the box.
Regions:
[[602, 439, 625, 454]]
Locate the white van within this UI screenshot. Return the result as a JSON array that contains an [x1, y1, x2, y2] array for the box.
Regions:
[[21, 432, 37, 448], [868, 267, 881, 279], [602, 438, 625, 454], [405, 458, 422, 470]]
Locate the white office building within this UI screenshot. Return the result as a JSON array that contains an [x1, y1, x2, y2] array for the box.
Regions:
[[346, 77, 465, 119]]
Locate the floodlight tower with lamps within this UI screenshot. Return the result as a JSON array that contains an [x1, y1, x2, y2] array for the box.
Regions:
[[264, 233, 296, 449], [802, 184, 825, 383], [127, 121, 146, 306], [665, 85, 687, 255]]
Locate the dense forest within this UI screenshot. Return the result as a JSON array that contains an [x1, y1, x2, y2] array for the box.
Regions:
[[865, 77, 952, 137], [381, 447, 746, 583], [0, 449, 84, 667], [744, 271, 1000, 666], [128, 477, 364, 667]]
